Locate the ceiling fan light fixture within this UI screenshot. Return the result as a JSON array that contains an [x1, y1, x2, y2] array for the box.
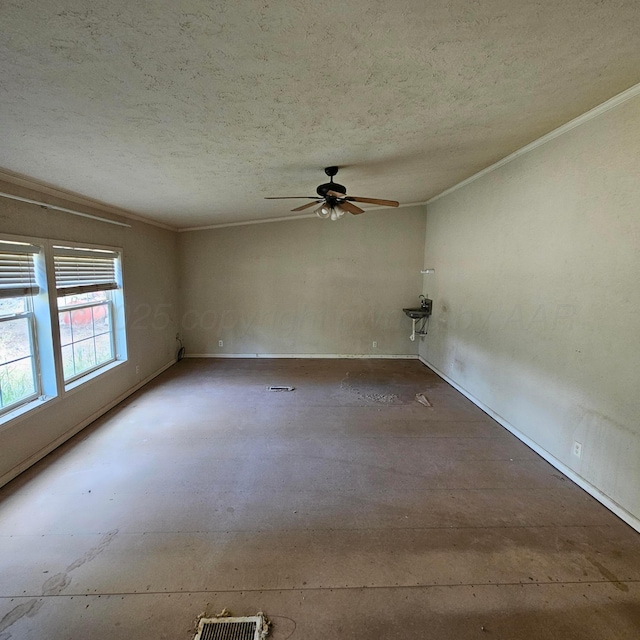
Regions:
[[334, 203, 347, 219], [316, 203, 347, 221], [315, 203, 331, 219]]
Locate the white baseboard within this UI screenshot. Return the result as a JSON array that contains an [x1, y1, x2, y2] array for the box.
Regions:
[[185, 353, 419, 359], [0, 359, 176, 489], [418, 356, 640, 534]]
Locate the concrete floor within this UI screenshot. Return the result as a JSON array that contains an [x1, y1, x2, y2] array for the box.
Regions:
[[1, 358, 639, 639]]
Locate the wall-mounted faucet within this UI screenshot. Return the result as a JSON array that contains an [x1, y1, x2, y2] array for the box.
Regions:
[[403, 296, 432, 341], [417, 295, 432, 317]]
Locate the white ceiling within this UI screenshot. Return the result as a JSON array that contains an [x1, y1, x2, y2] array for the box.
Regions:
[[2, 0, 640, 229]]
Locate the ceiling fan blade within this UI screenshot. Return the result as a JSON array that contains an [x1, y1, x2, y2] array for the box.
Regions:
[[326, 191, 399, 207], [338, 201, 365, 215], [291, 201, 321, 212], [345, 196, 400, 207], [264, 196, 318, 200]]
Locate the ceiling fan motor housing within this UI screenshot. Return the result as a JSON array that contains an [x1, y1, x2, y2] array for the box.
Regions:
[[316, 182, 346, 198], [316, 165, 345, 198]]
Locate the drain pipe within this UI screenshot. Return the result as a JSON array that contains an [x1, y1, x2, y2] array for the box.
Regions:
[[410, 318, 417, 341]]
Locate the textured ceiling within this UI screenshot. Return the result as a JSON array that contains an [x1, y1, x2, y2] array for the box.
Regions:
[[2, 0, 640, 228]]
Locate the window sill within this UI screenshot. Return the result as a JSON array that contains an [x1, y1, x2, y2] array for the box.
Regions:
[[0, 394, 58, 433], [0, 360, 128, 432], [64, 359, 127, 396]]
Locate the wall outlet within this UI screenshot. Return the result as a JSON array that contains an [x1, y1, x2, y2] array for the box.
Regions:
[[135, 365, 140, 375], [372, 341, 377, 348], [218, 340, 224, 347], [573, 441, 583, 458]]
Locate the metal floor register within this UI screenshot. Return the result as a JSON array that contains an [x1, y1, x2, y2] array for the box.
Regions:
[[194, 615, 269, 640]]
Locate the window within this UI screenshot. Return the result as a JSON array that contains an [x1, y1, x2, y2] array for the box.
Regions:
[[0, 235, 127, 424], [53, 246, 122, 383], [0, 241, 41, 414]]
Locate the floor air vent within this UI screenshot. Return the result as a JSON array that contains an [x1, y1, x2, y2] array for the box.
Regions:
[[194, 615, 269, 640], [267, 385, 295, 391]]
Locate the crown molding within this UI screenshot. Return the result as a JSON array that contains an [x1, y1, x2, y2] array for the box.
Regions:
[[5, 80, 638, 231], [0, 169, 177, 231], [0, 191, 132, 228], [426, 81, 640, 205], [179, 212, 318, 232], [181, 82, 640, 231], [178, 200, 427, 232]]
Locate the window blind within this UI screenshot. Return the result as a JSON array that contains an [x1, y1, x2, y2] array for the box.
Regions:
[[0, 241, 40, 299], [53, 246, 120, 296]]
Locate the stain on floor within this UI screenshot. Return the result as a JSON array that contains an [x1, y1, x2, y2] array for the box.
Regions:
[[0, 359, 639, 639]]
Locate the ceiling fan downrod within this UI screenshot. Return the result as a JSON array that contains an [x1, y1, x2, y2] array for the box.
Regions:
[[316, 166, 346, 199]]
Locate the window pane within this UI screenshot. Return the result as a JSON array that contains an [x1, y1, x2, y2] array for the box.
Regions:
[[61, 344, 75, 379], [58, 291, 107, 308], [70, 308, 94, 341], [60, 302, 115, 382], [59, 310, 72, 346], [73, 338, 97, 376], [0, 296, 27, 316], [0, 357, 36, 409], [0, 317, 32, 364], [0, 294, 38, 413], [94, 333, 113, 365], [92, 303, 110, 334]]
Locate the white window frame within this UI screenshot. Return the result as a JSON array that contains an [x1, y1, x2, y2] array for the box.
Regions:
[[0, 234, 128, 427], [0, 299, 40, 414], [0, 240, 44, 417], [57, 295, 117, 383], [53, 244, 125, 386]]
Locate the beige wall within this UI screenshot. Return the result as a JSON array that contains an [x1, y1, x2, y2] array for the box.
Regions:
[[420, 96, 640, 525], [6, 92, 638, 531], [179, 207, 426, 356], [0, 186, 179, 485]]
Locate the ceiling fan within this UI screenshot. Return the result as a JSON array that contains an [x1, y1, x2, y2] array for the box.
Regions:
[[265, 166, 399, 220]]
